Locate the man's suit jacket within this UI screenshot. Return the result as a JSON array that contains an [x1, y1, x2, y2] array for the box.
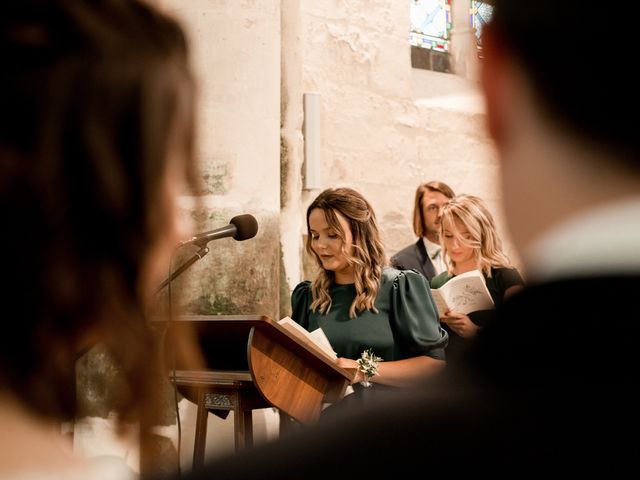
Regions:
[[389, 239, 436, 280], [173, 275, 640, 478]]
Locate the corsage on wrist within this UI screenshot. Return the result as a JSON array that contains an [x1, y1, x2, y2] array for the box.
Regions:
[[357, 348, 383, 388]]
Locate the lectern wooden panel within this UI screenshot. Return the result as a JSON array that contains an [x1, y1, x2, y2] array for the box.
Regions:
[[161, 315, 353, 470]]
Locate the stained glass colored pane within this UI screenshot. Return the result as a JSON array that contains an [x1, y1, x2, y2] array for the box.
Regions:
[[470, 0, 494, 44], [409, 0, 451, 52]]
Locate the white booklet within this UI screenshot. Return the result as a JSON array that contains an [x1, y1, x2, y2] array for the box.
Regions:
[[430, 269, 494, 317], [277, 316, 337, 360]]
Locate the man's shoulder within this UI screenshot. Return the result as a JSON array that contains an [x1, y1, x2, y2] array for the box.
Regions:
[[390, 241, 425, 270], [498, 274, 640, 328], [390, 241, 420, 260], [506, 274, 640, 306], [467, 274, 640, 388], [494, 275, 640, 329]]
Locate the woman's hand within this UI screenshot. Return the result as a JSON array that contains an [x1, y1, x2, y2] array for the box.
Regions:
[[336, 357, 363, 384], [440, 311, 479, 339]]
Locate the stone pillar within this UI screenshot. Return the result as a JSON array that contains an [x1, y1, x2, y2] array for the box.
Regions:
[[280, 0, 305, 316], [450, 0, 479, 81]]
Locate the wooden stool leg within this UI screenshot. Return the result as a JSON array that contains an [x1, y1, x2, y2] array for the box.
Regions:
[[233, 408, 253, 450], [243, 410, 253, 448], [192, 389, 208, 471], [279, 410, 298, 437]]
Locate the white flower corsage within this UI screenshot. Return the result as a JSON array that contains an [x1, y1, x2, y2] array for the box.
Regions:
[[357, 348, 383, 387]]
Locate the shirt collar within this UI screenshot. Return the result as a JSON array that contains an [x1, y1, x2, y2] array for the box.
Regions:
[[422, 237, 441, 259], [524, 196, 640, 282]]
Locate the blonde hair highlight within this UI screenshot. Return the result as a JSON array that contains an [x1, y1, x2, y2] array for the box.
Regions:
[[305, 188, 386, 319], [439, 194, 513, 277]]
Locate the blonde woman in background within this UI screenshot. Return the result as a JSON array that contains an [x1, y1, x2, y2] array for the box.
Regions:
[[291, 187, 448, 411], [430, 194, 524, 359]]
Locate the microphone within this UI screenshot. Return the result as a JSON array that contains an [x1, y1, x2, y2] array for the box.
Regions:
[[179, 214, 258, 247]]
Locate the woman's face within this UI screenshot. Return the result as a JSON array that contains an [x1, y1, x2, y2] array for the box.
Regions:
[[308, 208, 355, 284], [442, 217, 476, 268]]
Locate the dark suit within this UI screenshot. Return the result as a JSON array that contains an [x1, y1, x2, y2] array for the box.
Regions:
[[390, 239, 437, 280], [171, 275, 640, 478]]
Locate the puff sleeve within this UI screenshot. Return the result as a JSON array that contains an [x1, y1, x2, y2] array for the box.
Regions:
[[290, 280, 313, 330], [388, 269, 448, 360]]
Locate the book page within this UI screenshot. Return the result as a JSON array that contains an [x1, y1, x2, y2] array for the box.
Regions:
[[278, 317, 337, 360], [432, 270, 494, 315], [429, 288, 449, 318], [308, 327, 337, 359]]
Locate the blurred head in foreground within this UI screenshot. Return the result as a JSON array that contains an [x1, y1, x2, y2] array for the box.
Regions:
[[0, 0, 198, 431], [482, 0, 640, 265]]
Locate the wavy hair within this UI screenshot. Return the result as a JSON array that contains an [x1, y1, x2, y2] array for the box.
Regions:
[[305, 188, 386, 319], [439, 195, 513, 277]]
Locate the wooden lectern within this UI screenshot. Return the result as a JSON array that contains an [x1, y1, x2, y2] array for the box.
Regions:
[[162, 315, 354, 470]]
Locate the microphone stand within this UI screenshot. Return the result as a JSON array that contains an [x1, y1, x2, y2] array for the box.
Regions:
[[155, 244, 209, 294], [154, 242, 210, 473]]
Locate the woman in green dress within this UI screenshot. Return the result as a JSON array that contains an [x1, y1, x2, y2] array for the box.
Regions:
[[291, 187, 448, 401], [430, 194, 524, 359]]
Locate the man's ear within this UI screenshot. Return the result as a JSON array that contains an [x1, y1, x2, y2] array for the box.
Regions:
[[480, 24, 508, 148]]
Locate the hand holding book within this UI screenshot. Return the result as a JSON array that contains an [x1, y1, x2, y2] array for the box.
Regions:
[[439, 310, 481, 338], [430, 269, 494, 317]]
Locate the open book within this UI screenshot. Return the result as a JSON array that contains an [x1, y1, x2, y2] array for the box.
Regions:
[[277, 316, 337, 361], [430, 269, 494, 317]]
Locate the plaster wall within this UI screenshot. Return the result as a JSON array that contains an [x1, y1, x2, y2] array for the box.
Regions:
[[154, 0, 282, 321], [287, 0, 520, 286]]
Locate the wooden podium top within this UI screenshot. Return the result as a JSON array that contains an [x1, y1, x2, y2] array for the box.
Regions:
[[156, 314, 354, 423]]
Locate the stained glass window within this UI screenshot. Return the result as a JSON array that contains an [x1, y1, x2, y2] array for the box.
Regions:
[[409, 0, 452, 53], [470, 0, 493, 45]]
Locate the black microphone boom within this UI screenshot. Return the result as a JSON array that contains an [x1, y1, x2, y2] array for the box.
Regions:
[[179, 214, 258, 247], [156, 215, 258, 293]]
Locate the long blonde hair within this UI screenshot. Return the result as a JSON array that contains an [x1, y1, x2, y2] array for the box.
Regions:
[[306, 188, 386, 319], [439, 194, 513, 277]]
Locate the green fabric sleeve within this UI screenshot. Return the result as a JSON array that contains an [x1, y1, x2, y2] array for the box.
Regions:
[[291, 281, 312, 330], [430, 271, 452, 289], [389, 269, 448, 360]]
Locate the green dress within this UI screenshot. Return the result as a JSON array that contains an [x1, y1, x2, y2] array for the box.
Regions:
[[291, 267, 448, 362]]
